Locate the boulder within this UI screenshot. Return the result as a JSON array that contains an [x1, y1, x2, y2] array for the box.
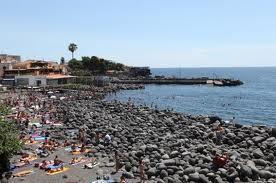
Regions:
[[252, 148, 264, 159], [162, 159, 176, 166], [189, 173, 200, 182], [162, 154, 170, 160], [160, 170, 169, 179], [147, 167, 156, 178], [199, 174, 211, 183], [123, 172, 134, 179], [183, 166, 195, 175]]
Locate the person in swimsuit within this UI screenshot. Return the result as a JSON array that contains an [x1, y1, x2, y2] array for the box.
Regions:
[[139, 159, 146, 182]]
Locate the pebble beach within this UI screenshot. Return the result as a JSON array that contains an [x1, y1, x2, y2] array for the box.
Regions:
[[2, 85, 276, 183]]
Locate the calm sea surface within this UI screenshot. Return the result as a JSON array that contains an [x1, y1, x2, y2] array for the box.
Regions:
[[106, 67, 276, 126]]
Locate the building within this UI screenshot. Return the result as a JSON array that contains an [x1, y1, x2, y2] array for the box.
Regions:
[[0, 54, 21, 62], [4, 60, 68, 76], [14, 74, 76, 87], [0, 54, 21, 79], [2, 60, 74, 86]]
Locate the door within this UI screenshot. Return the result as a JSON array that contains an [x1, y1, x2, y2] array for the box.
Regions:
[[36, 80, 41, 86]]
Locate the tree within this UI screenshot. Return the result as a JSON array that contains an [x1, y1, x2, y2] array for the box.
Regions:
[[0, 106, 22, 175], [60, 57, 65, 65], [67, 56, 126, 76], [68, 59, 83, 70], [68, 43, 78, 59]]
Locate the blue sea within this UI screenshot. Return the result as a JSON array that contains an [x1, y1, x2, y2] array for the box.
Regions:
[[106, 67, 276, 126]]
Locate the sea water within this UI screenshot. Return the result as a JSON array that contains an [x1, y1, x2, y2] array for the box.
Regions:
[[106, 67, 276, 126]]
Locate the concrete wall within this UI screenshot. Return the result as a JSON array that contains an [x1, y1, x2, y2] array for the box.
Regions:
[[46, 79, 58, 86], [15, 75, 47, 86]]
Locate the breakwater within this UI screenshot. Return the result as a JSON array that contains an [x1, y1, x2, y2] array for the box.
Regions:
[[112, 78, 243, 86]]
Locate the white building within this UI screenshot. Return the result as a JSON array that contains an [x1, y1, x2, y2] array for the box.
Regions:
[[15, 74, 75, 87]]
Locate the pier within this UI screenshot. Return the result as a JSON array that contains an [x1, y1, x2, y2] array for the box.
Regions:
[[112, 78, 243, 86]]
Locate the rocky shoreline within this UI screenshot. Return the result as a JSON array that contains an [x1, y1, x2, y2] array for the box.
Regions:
[[56, 92, 276, 183], [2, 84, 276, 183]]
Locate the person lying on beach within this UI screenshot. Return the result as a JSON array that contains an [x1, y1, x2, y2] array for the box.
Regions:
[[49, 139, 60, 148], [83, 158, 98, 169], [70, 157, 83, 164], [39, 160, 53, 170], [20, 153, 36, 162], [42, 142, 55, 152], [14, 159, 30, 168]]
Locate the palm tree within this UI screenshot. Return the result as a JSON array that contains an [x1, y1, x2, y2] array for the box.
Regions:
[[68, 43, 78, 59]]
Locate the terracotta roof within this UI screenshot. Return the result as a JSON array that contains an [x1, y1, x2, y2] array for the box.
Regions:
[[46, 74, 75, 79]]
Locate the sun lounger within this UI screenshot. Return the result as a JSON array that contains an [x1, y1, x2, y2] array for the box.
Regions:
[[13, 170, 34, 177]]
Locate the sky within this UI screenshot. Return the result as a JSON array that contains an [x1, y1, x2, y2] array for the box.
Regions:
[[0, 0, 276, 67]]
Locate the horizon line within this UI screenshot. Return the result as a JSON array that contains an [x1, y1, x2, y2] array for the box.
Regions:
[[149, 66, 276, 69]]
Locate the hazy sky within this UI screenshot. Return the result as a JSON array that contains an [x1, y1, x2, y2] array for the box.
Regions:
[[1, 0, 276, 67]]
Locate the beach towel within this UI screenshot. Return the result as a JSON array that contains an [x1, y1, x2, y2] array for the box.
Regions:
[[34, 136, 47, 141], [47, 167, 69, 175], [72, 151, 81, 155], [13, 170, 34, 177], [64, 147, 75, 151]]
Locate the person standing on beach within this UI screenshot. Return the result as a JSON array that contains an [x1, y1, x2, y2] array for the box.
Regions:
[[139, 159, 146, 183], [78, 129, 85, 144], [215, 124, 224, 145], [115, 151, 120, 173]]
